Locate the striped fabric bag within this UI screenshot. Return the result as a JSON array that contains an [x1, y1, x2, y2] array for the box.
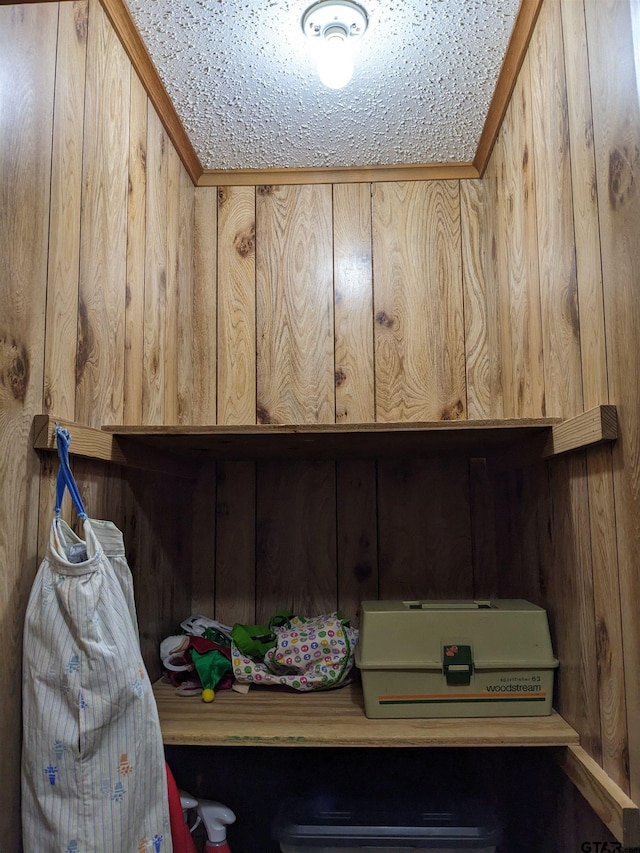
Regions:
[[22, 428, 172, 853]]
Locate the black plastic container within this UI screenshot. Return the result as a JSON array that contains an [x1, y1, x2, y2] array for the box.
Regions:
[[274, 794, 502, 852]]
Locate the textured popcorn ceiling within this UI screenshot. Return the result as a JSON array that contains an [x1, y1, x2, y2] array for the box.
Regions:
[[125, 0, 521, 171]]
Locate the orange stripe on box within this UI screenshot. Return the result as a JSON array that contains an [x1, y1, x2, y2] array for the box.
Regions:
[[379, 692, 547, 700]]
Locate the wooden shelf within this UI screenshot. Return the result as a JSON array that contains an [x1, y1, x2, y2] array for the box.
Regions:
[[103, 416, 560, 461], [152, 679, 579, 748], [33, 406, 617, 471]]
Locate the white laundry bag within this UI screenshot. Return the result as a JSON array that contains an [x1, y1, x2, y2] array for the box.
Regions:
[[22, 427, 172, 853]]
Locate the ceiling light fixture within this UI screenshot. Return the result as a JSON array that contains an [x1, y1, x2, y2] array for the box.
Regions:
[[302, 0, 368, 90]]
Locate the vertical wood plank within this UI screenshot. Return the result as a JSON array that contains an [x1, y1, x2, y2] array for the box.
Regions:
[[336, 460, 378, 625], [373, 181, 466, 422], [488, 125, 517, 418], [333, 183, 375, 423], [142, 108, 168, 424], [545, 455, 601, 761], [124, 72, 147, 425], [256, 461, 336, 622], [460, 180, 503, 419], [560, 0, 609, 411], [217, 186, 256, 425], [586, 0, 640, 803], [256, 184, 335, 425], [0, 6, 57, 848], [76, 0, 129, 427], [119, 465, 192, 677], [191, 465, 217, 617], [500, 60, 546, 418], [561, 0, 627, 795], [186, 187, 217, 424], [377, 459, 473, 600], [164, 143, 181, 424], [468, 458, 498, 598], [215, 462, 256, 625], [586, 444, 629, 792], [44, 0, 88, 421], [177, 161, 195, 424], [40, 1, 88, 557], [480, 138, 508, 421], [493, 464, 545, 604], [530, 0, 583, 419]]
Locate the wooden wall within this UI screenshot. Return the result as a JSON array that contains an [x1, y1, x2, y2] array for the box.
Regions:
[[0, 2, 193, 848], [472, 0, 640, 812], [191, 178, 479, 634], [2, 0, 639, 850]]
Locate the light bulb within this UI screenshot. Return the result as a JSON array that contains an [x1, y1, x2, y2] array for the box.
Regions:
[[302, 1, 368, 90], [316, 31, 353, 89]]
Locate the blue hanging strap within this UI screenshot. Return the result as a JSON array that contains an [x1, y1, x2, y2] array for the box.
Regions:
[[55, 426, 87, 521]]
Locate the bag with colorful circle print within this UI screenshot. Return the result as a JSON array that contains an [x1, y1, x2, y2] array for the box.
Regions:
[[231, 612, 358, 691]]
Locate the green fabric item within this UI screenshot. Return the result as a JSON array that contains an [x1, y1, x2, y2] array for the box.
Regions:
[[231, 612, 295, 660], [231, 623, 277, 659], [190, 648, 232, 691], [201, 626, 231, 648]]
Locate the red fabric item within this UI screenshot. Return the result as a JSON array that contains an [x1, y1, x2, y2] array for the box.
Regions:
[[166, 762, 197, 853], [189, 636, 231, 660]]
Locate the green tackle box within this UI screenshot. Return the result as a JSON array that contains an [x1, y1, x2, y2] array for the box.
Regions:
[[355, 599, 558, 719]]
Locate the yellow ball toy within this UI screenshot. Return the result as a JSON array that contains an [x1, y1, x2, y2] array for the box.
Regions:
[[202, 688, 215, 703]]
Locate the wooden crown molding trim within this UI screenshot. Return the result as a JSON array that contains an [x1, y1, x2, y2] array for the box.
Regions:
[[98, 0, 203, 185], [198, 162, 479, 187], [473, 0, 544, 177]]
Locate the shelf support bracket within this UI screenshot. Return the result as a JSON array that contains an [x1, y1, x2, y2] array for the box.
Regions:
[[542, 405, 617, 459], [32, 414, 198, 479]]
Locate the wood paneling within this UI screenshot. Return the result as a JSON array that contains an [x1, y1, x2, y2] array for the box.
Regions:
[[76, 0, 129, 427], [190, 464, 217, 616], [142, 107, 168, 424], [1, 3, 196, 847], [546, 455, 601, 759], [98, 0, 202, 183], [461, 179, 503, 419], [377, 458, 473, 600], [217, 186, 256, 425], [471, 1, 632, 837], [561, 0, 627, 795], [477, 2, 632, 835], [0, 6, 58, 849], [501, 58, 545, 418], [256, 185, 335, 425], [373, 181, 466, 422], [39, 0, 89, 558], [4, 0, 640, 845], [333, 183, 375, 423], [560, 0, 608, 411], [468, 457, 498, 598], [530, 0, 583, 419], [177, 156, 195, 424], [474, 0, 544, 175], [336, 460, 378, 623], [164, 143, 182, 423], [214, 462, 256, 625], [188, 187, 218, 423], [256, 461, 337, 621], [585, 0, 640, 803], [124, 72, 147, 425], [486, 124, 515, 419], [44, 0, 87, 421]]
